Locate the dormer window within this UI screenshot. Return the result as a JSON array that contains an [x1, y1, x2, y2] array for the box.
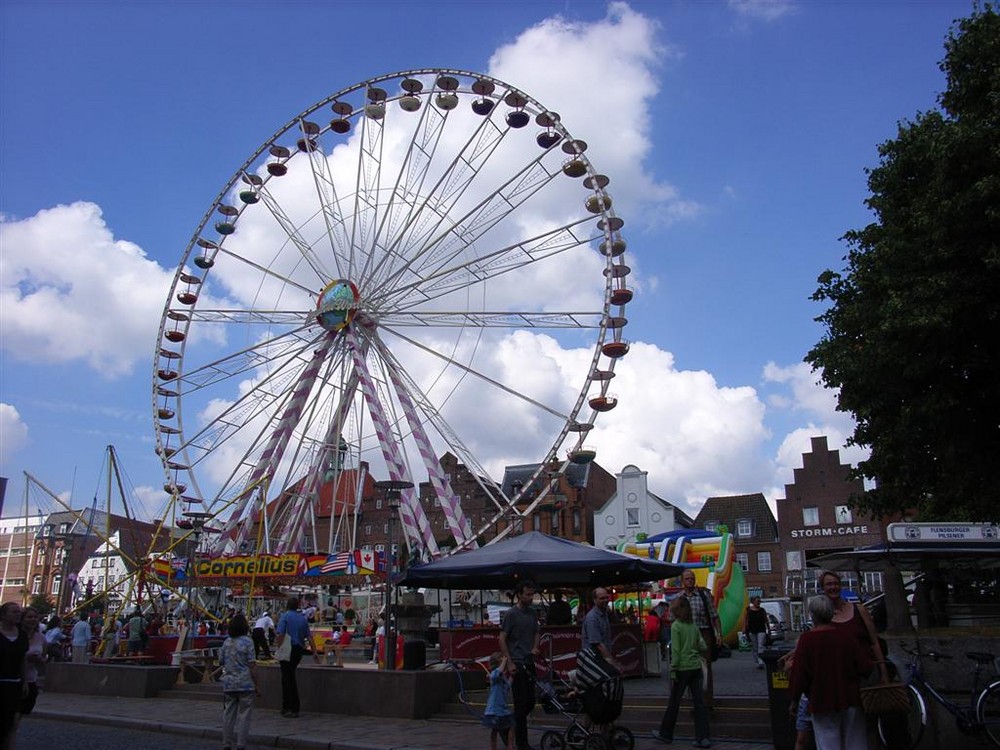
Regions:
[[737, 520, 753, 538], [705, 521, 718, 532]]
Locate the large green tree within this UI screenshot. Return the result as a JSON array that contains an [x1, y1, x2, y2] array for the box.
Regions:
[[807, 6, 1000, 522]]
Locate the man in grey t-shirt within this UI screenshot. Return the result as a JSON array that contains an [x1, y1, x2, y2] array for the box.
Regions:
[[499, 580, 540, 750]]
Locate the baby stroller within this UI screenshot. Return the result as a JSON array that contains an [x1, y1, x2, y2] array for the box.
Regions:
[[537, 648, 634, 750]]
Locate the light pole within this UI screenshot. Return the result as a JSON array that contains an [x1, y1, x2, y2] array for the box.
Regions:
[[182, 511, 211, 647], [373, 480, 411, 670], [52, 533, 76, 615]]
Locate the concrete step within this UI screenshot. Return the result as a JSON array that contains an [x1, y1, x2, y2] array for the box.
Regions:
[[159, 683, 222, 702], [432, 691, 774, 741]]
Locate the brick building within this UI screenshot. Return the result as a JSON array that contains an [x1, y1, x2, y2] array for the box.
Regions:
[[775, 436, 888, 628], [693, 493, 782, 601]]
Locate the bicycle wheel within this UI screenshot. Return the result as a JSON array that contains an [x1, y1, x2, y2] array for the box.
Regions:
[[877, 684, 927, 750], [976, 680, 1000, 747]]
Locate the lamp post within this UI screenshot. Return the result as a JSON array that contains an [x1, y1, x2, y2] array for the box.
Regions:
[[182, 511, 211, 647], [373, 480, 412, 670], [54, 534, 74, 615]]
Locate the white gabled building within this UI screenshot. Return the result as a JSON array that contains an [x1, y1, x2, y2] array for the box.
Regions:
[[594, 465, 693, 550]]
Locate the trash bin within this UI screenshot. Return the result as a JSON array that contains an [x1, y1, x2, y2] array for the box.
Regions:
[[760, 647, 796, 750], [402, 638, 426, 670]]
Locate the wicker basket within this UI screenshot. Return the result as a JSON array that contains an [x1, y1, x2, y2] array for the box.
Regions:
[[860, 683, 910, 715]]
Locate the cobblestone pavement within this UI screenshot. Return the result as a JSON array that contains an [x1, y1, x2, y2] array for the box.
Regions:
[[24, 647, 784, 750]]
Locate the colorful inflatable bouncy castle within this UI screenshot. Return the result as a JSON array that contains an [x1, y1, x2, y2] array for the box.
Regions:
[[618, 528, 748, 646]]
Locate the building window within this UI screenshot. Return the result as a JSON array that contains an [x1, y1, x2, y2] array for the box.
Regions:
[[735, 553, 749, 571], [626, 508, 640, 527], [551, 511, 560, 535], [572, 509, 582, 535], [383, 522, 388, 534], [757, 552, 772, 572], [835, 505, 853, 524], [532, 515, 541, 531], [705, 521, 718, 532], [374, 544, 385, 553], [786, 550, 803, 571], [802, 507, 820, 526], [51, 574, 61, 595], [32, 575, 41, 594], [59, 523, 70, 534], [364, 524, 371, 535], [375, 498, 383, 510], [737, 520, 752, 538]]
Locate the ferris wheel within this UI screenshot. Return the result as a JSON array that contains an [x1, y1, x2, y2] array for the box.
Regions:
[[152, 69, 632, 561]]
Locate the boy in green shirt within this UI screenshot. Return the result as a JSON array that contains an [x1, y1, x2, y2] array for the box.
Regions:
[[651, 595, 712, 748]]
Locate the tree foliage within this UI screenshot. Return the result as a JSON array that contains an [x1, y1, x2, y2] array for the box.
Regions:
[[807, 5, 1000, 521]]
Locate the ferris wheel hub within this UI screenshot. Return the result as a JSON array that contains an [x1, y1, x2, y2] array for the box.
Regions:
[[316, 278, 361, 331]]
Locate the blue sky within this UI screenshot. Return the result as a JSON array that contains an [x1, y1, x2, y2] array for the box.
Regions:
[[0, 0, 974, 524]]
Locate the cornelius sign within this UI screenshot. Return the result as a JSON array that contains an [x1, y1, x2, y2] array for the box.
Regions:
[[790, 525, 869, 539]]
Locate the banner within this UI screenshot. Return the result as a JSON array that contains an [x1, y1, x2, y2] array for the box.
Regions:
[[149, 550, 385, 582]]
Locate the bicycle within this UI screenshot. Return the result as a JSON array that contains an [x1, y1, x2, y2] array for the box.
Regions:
[[877, 642, 1000, 748]]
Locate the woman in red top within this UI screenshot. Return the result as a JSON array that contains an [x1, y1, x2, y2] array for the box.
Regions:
[[789, 594, 871, 750]]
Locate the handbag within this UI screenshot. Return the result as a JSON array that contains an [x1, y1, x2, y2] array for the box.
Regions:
[[696, 589, 720, 662], [275, 635, 292, 662], [859, 683, 910, 715]]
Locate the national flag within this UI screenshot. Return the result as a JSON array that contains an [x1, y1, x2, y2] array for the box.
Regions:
[[320, 552, 351, 574]]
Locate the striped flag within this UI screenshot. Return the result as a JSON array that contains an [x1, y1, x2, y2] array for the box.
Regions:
[[320, 552, 352, 574]]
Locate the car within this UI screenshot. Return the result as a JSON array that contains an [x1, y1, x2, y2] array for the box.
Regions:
[[766, 613, 785, 642]]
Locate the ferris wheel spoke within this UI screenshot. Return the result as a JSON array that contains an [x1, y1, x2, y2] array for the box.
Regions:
[[300, 123, 351, 280], [213, 243, 319, 298], [357, 92, 450, 285], [185, 308, 314, 326], [387, 218, 598, 309], [175, 322, 321, 392], [254, 181, 333, 283], [372, 142, 560, 303], [380, 324, 575, 422], [363, 101, 508, 292], [378, 311, 604, 328]]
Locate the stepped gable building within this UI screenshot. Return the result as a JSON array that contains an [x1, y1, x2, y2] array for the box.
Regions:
[[776, 435, 887, 628], [693, 493, 782, 600], [594, 465, 693, 550]]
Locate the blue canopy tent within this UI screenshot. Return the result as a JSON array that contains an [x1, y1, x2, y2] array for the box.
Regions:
[[397, 531, 685, 590]]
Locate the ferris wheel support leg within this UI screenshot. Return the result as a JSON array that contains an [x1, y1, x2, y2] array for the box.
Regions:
[[216, 334, 336, 554], [345, 329, 439, 558]]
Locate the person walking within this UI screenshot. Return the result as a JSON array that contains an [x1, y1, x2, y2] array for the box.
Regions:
[[679, 569, 722, 708], [789, 595, 871, 750], [743, 596, 769, 669], [274, 596, 320, 718], [18, 607, 44, 723], [0, 602, 29, 750], [220, 613, 259, 750], [251, 611, 275, 659], [499, 579, 540, 750], [581, 587, 620, 672], [43, 616, 65, 661], [70, 614, 92, 664], [483, 651, 514, 750], [651, 596, 711, 748], [126, 610, 146, 655]]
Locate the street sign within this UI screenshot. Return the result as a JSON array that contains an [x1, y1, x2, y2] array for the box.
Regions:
[[887, 523, 999, 543]]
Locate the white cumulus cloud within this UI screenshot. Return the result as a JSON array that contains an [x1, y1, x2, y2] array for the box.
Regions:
[[0, 202, 174, 377]]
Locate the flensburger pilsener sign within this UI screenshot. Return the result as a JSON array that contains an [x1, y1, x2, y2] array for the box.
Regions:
[[887, 523, 999, 543], [790, 525, 870, 539]]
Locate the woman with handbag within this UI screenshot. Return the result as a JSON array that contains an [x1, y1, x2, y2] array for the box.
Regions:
[[274, 597, 320, 718], [789, 595, 871, 750]]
